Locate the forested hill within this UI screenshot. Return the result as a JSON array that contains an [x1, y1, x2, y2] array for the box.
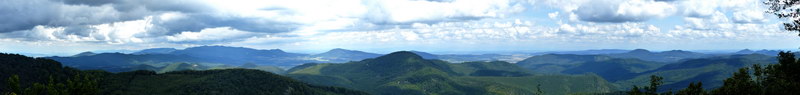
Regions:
[[0, 53, 367, 95], [287, 51, 616, 95]]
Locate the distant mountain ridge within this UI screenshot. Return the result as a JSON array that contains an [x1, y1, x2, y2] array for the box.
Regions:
[[604, 49, 712, 62], [515, 54, 663, 81], [532, 49, 631, 55], [735, 49, 781, 56], [615, 54, 776, 91], [311, 48, 382, 63], [131, 48, 177, 55], [47, 46, 318, 72]]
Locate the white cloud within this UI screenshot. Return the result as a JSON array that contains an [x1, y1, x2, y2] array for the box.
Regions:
[[2, 0, 798, 55], [573, 0, 677, 22], [362, 0, 525, 23], [548, 12, 559, 19], [166, 27, 259, 43], [732, 10, 768, 23]]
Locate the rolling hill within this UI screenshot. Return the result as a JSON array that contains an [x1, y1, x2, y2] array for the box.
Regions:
[[516, 54, 663, 81], [0, 53, 366, 95], [287, 51, 616, 95], [615, 54, 776, 91], [605, 49, 712, 62]]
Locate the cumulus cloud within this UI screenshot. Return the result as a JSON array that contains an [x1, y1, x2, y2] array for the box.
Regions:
[[1, 0, 796, 54], [233, 20, 795, 52], [732, 10, 768, 23], [573, 0, 676, 22], [361, 0, 525, 23], [1, 17, 156, 44], [1, 0, 525, 41]]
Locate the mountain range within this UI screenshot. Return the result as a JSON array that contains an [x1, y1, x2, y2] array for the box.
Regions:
[[0, 53, 367, 95], [286, 51, 616, 95], [33, 46, 790, 94]]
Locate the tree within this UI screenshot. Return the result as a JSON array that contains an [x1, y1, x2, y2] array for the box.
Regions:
[[711, 68, 760, 95], [66, 74, 97, 95], [677, 82, 706, 95], [628, 86, 643, 95], [3, 74, 97, 95], [766, 0, 800, 36], [628, 75, 663, 95], [645, 75, 663, 95], [5, 75, 20, 95], [708, 52, 800, 95]]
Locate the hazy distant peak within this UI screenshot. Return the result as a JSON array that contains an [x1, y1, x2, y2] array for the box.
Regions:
[[628, 49, 651, 53], [662, 50, 693, 53], [735, 49, 756, 54], [329, 48, 350, 52], [180, 46, 286, 53], [132, 48, 177, 55], [72, 51, 96, 57], [322, 48, 361, 54]]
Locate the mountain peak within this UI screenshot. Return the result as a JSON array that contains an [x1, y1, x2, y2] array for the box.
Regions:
[[72, 51, 96, 57], [375, 51, 424, 61], [330, 48, 349, 52], [736, 49, 755, 54], [322, 48, 356, 54], [628, 49, 651, 54]]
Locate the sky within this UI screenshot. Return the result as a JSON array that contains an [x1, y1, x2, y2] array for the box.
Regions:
[[1, 0, 800, 56]]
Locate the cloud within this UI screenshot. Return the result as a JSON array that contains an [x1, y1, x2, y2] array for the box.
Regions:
[[573, 0, 676, 22], [166, 27, 260, 43], [0, 0, 137, 32], [361, 0, 526, 23], [1, 17, 156, 44], [1, 0, 797, 55], [732, 10, 768, 23]]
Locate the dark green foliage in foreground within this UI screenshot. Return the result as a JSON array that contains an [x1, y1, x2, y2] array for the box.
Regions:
[[628, 52, 800, 95], [616, 54, 775, 91], [0, 53, 81, 93], [676, 82, 706, 95], [92, 69, 367, 95], [0, 53, 366, 95], [4, 74, 99, 95], [628, 75, 663, 95], [710, 51, 800, 95]]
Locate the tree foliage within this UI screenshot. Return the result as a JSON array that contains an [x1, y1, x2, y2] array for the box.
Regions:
[[628, 75, 663, 95], [766, 0, 800, 36], [0, 53, 365, 95], [676, 82, 706, 95], [710, 52, 800, 94]]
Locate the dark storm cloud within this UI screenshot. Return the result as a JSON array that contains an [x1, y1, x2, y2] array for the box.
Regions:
[[0, 0, 147, 32]]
